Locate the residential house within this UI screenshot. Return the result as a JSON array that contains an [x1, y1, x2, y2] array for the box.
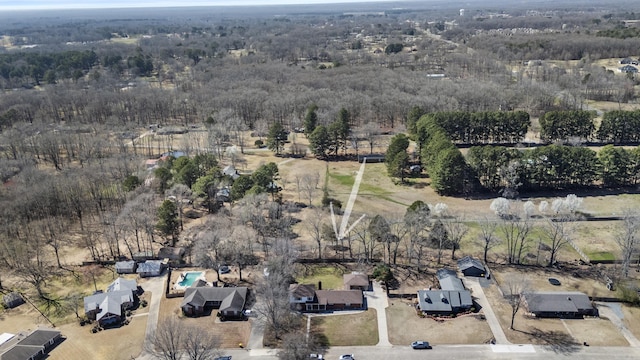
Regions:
[[0, 328, 62, 360], [416, 289, 473, 315], [136, 260, 164, 277], [620, 57, 634, 64], [436, 269, 465, 291], [181, 287, 248, 318], [523, 291, 597, 318], [223, 165, 240, 180], [106, 277, 140, 295], [289, 284, 319, 311], [2, 292, 25, 309], [315, 290, 364, 311], [288, 283, 364, 312], [115, 261, 137, 274], [84, 278, 138, 327], [416, 268, 473, 316], [457, 256, 486, 277], [343, 273, 370, 291], [619, 65, 638, 73]]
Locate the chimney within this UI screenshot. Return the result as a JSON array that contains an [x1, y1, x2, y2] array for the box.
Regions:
[[318, 281, 322, 290]]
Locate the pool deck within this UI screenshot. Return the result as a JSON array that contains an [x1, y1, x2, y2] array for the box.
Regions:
[[173, 271, 206, 291]]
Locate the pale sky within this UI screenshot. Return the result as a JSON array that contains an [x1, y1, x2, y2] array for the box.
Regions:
[[0, 0, 406, 11]]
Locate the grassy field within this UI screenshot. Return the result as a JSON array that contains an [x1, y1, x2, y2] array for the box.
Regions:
[[297, 265, 347, 290], [311, 310, 378, 346]]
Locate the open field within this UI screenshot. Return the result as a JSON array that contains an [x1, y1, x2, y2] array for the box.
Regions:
[[386, 299, 493, 345], [311, 310, 378, 346]]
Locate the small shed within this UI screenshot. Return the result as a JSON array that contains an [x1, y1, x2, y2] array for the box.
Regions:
[[115, 261, 137, 274], [457, 256, 486, 277], [3, 292, 25, 309], [136, 260, 164, 277]]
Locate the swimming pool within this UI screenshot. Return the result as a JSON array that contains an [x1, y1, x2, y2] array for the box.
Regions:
[[175, 271, 204, 289]]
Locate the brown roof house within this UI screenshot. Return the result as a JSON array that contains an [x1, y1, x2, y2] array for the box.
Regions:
[[181, 287, 248, 319], [343, 272, 370, 291], [0, 328, 62, 360], [288, 283, 364, 312]]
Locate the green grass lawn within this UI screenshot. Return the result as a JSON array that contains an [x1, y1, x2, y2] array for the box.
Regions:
[[311, 310, 378, 346], [586, 251, 615, 261], [297, 266, 345, 290]]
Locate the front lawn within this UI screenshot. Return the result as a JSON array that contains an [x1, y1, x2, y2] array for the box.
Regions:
[[311, 310, 378, 346]]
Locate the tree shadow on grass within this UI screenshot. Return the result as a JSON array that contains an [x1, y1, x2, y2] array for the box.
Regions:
[[516, 326, 581, 355]]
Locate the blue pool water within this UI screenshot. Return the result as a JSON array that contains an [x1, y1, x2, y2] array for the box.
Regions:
[[178, 272, 203, 287]]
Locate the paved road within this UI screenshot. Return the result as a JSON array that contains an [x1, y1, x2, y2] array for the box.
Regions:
[[364, 281, 392, 347], [213, 344, 640, 360], [463, 277, 510, 344]]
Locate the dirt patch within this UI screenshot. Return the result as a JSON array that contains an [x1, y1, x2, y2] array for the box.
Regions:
[[386, 299, 492, 345], [50, 317, 147, 360]]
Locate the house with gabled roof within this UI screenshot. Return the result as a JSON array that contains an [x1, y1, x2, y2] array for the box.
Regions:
[[115, 260, 137, 274], [436, 268, 465, 291], [84, 277, 138, 327], [288, 281, 365, 312], [0, 328, 62, 360], [181, 287, 248, 319], [522, 291, 597, 318], [457, 256, 486, 277], [417, 268, 473, 316], [343, 272, 370, 291], [136, 260, 164, 277], [416, 289, 473, 315]]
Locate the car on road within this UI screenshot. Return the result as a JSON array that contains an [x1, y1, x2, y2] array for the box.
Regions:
[[411, 341, 432, 349], [338, 355, 355, 360], [214, 357, 232, 360]]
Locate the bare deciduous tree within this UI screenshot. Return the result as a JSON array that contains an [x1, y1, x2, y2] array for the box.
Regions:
[[478, 218, 499, 264], [616, 210, 640, 278], [504, 273, 530, 330]]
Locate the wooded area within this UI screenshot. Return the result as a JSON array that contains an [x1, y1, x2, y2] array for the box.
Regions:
[[2, 1, 640, 351]]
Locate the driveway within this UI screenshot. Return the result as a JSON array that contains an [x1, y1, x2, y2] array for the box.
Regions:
[[463, 277, 511, 345], [136, 274, 166, 360], [364, 281, 392, 347], [596, 302, 640, 347]]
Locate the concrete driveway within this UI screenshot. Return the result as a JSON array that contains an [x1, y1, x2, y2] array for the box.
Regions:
[[364, 281, 392, 347], [463, 277, 511, 345], [136, 274, 166, 360]]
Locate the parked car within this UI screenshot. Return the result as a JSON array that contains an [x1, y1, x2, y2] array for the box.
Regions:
[[219, 265, 231, 274], [214, 357, 232, 360], [243, 309, 257, 317], [411, 341, 432, 349], [338, 355, 355, 360], [548, 278, 561, 286]]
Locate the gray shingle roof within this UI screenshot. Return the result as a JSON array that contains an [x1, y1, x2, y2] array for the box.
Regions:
[[84, 290, 133, 316], [181, 287, 248, 312], [457, 256, 485, 272], [136, 260, 163, 274], [523, 291, 593, 314], [315, 290, 363, 306], [436, 269, 465, 291], [289, 284, 316, 299], [343, 273, 369, 288], [417, 290, 473, 313], [107, 278, 138, 293]]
